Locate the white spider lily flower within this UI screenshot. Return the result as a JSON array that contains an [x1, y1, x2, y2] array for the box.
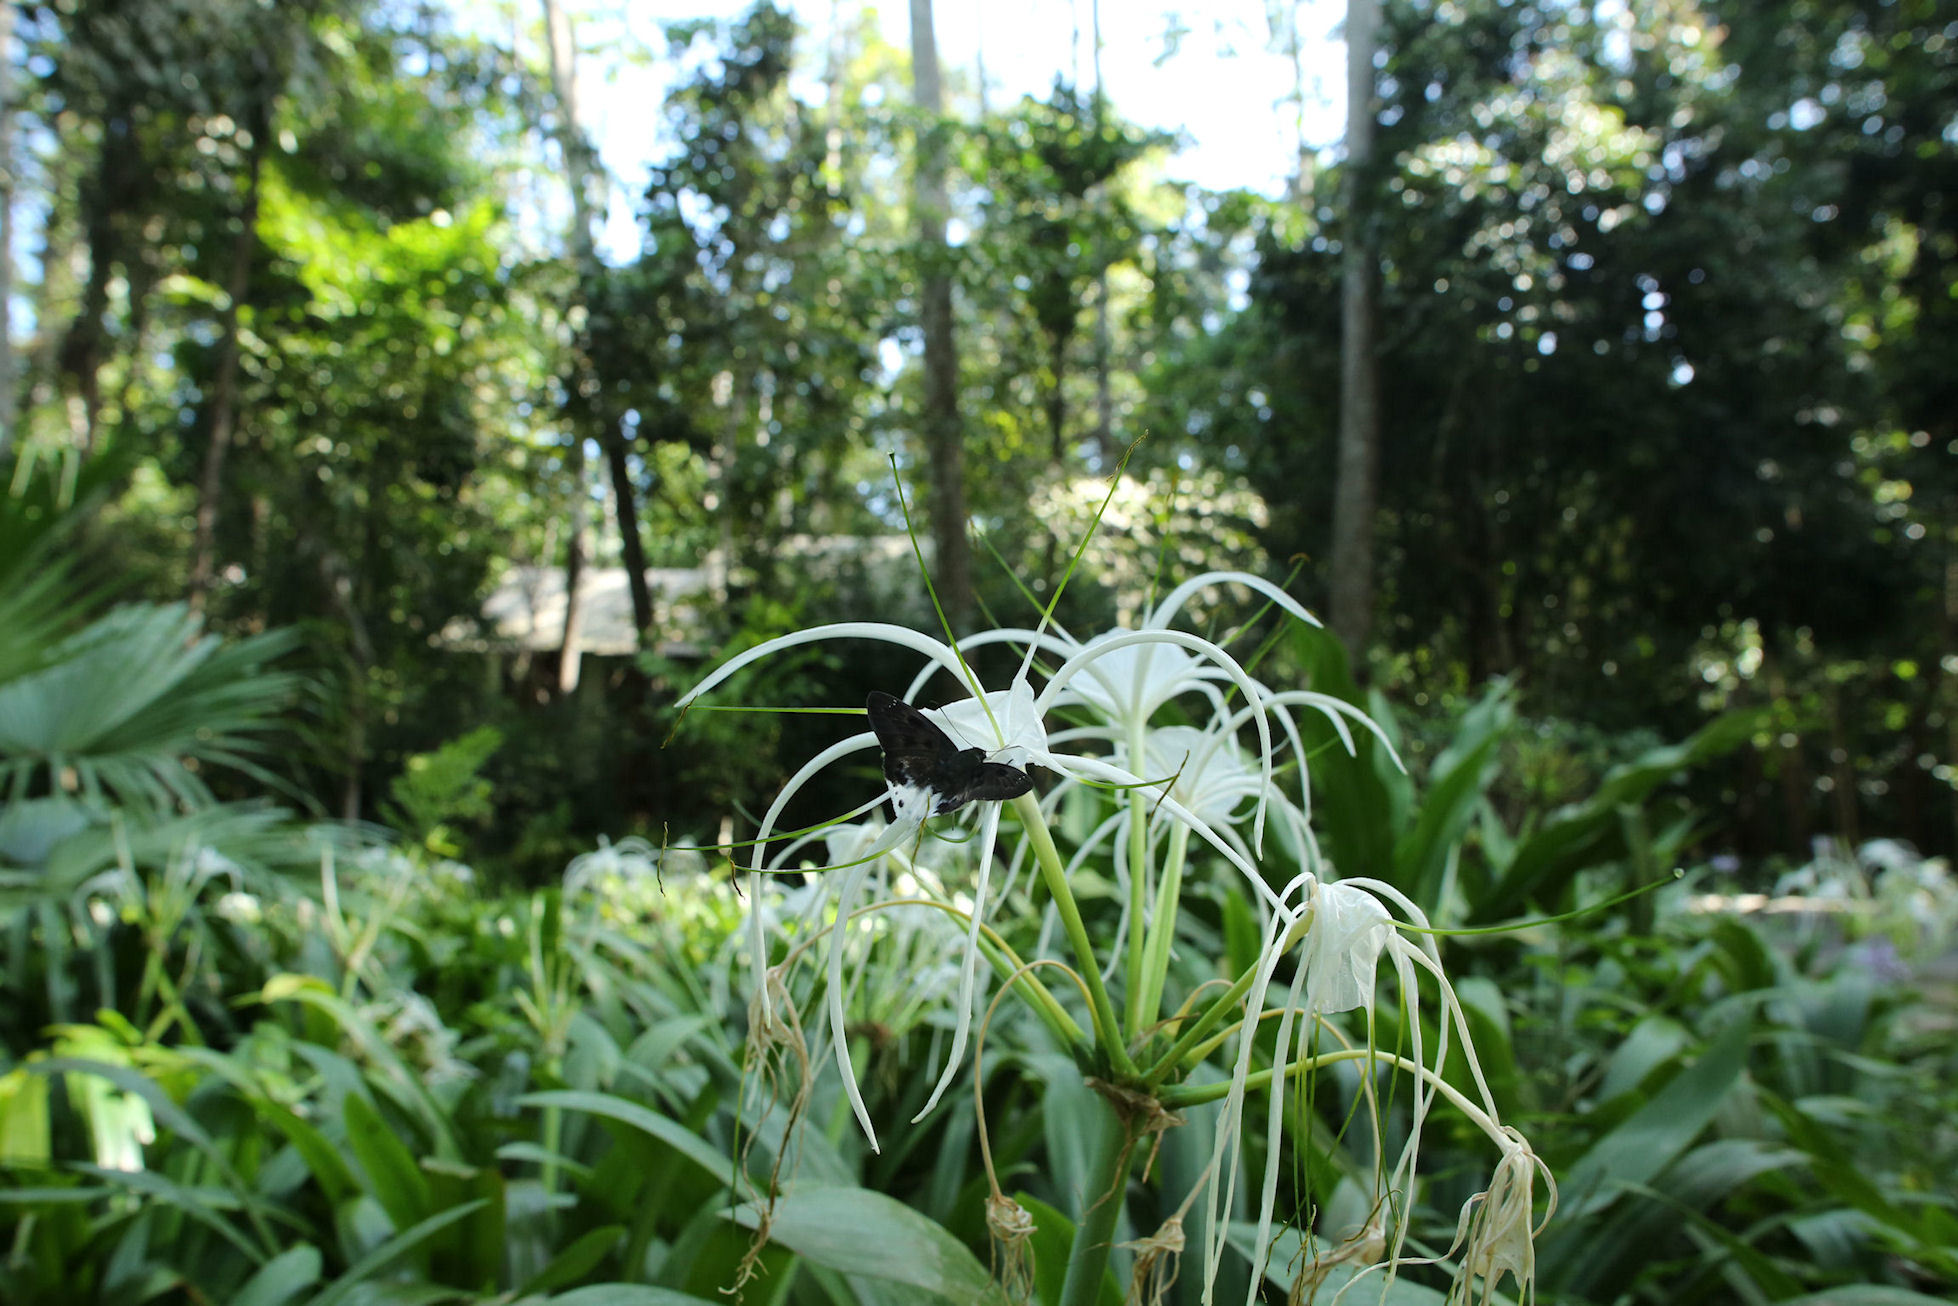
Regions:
[[1065, 634, 1206, 728], [1130, 724, 1261, 828], [923, 679, 1049, 763], [671, 582, 1364, 1154], [1199, 876, 1514, 1306], [1295, 878, 1395, 1018], [675, 618, 1284, 1137], [563, 834, 667, 901]]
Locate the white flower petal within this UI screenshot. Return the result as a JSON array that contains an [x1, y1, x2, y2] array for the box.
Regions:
[[1302, 880, 1395, 1017]]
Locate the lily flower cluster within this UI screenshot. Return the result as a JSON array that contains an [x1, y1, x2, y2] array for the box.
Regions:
[[675, 572, 1553, 1303]]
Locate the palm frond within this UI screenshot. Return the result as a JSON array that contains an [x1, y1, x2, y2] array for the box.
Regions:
[[0, 603, 300, 812]]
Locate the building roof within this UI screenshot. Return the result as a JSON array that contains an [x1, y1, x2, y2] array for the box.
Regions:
[[447, 536, 930, 656]]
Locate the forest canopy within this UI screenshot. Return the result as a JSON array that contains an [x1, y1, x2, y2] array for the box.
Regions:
[[2, 0, 1953, 872]]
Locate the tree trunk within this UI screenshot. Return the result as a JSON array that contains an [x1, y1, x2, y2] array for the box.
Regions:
[[557, 450, 587, 693], [1328, 0, 1382, 670], [541, 0, 621, 678], [608, 414, 653, 633], [1090, 0, 1114, 464], [1937, 550, 1958, 852], [0, 2, 16, 458], [187, 100, 268, 608], [909, 0, 971, 627], [1046, 334, 1069, 465], [59, 115, 135, 454]]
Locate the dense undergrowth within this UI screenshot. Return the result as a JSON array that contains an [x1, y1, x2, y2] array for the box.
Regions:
[[3, 530, 1955, 1305]]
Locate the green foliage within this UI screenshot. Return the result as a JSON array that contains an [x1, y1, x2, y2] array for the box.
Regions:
[[1290, 624, 1761, 919], [384, 726, 504, 858], [3, 1, 1955, 1298], [0, 603, 299, 811]]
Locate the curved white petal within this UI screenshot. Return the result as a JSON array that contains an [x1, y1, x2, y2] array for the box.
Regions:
[[1144, 570, 1322, 633], [1040, 629, 1279, 852], [676, 622, 964, 709], [912, 801, 1005, 1121]]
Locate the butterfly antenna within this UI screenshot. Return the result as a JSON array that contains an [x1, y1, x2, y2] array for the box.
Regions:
[[661, 696, 696, 747], [1147, 751, 1190, 823]]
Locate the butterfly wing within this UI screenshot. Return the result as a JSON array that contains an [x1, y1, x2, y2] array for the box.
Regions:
[[866, 691, 1035, 816], [865, 691, 958, 791], [935, 761, 1033, 815]]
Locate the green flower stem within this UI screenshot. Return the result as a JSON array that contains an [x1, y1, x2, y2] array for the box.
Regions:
[[1140, 908, 1307, 1087], [1058, 1099, 1134, 1306], [1141, 962, 1256, 1085], [1013, 792, 1138, 1079], [1158, 1046, 1501, 1141], [1133, 821, 1190, 1042], [1122, 786, 1150, 1040]]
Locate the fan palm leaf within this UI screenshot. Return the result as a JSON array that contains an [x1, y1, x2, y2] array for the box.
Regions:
[[0, 603, 301, 812]]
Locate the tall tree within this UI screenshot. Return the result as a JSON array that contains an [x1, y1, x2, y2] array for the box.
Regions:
[[186, 62, 269, 607], [542, 0, 653, 649], [1089, 0, 1114, 463], [908, 0, 970, 626], [0, 3, 14, 458], [538, 0, 648, 689], [1328, 0, 1381, 667]]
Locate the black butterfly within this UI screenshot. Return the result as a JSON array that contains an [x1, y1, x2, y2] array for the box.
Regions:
[[865, 691, 1033, 817]]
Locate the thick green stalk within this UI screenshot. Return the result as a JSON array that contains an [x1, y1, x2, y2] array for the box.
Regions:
[[1140, 907, 1309, 1085], [1013, 792, 1138, 1077], [1058, 1099, 1133, 1306], [1133, 822, 1190, 1037], [1144, 946, 1262, 1084], [1122, 788, 1149, 1037]]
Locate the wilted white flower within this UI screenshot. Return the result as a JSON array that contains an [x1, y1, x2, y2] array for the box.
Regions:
[[1199, 874, 1516, 1306], [1449, 1126, 1556, 1305]]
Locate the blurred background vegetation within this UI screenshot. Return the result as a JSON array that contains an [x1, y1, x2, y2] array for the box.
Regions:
[[2, 0, 1956, 1302], [2, 0, 1952, 876]]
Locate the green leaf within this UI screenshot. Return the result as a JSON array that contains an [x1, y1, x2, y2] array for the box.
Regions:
[[0, 602, 298, 812], [422, 1158, 506, 1290], [728, 1186, 1010, 1305], [1393, 682, 1512, 909], [260, 978, 460, 1159], [495, 1141, 595, 1185], [517, 1089, 734, 1189], [514, 1224, 624, 1298], [233, 1244, 324, 1306], [259, 1097, 362, 1205], [32, 1058, 261, 1213], [1290, 627, 1396, 880], [1595, 1015, 1693, 1102], [71, 1162, 267, 1267], [344, 1090, 432, 1232], [545, 1287, 723, 1305], [0, 1064, 51, 1165], [1471, 708, 1762, 922], [1557, 1021, 1750, 1220], [1010, 1192, 1122, 1306], [1777, 1290, 1958, 1306], [304, 1199, 487, 1306]]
